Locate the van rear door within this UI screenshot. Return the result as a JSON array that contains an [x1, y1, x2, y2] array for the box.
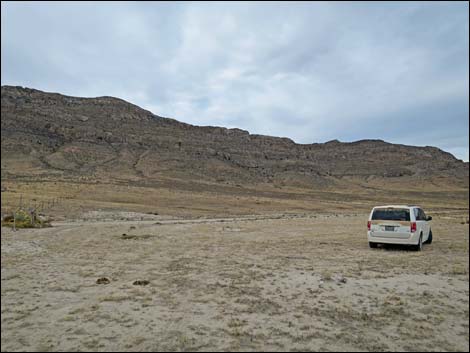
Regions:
[[370, 208, 411, 239]]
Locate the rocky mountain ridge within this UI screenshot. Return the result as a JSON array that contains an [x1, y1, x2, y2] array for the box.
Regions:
[[1, 85, 468, 189]]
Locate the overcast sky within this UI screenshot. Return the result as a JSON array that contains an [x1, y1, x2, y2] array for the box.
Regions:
[[2, 1, 469, 161]]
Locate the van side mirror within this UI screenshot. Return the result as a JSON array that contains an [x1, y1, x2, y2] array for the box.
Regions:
[[427, 216, 432, 221]]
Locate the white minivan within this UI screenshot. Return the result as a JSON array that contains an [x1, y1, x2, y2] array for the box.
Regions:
[[367, 205, 433, 251]]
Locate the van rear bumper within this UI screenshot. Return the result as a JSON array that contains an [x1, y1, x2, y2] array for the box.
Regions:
[[367, 231, 420, 245]]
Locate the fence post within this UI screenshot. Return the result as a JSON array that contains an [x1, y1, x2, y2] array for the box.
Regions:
[[29, 208, 35, 227]]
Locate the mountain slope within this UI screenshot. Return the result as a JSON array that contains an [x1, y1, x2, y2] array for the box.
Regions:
[[1, 85, 468, 190]]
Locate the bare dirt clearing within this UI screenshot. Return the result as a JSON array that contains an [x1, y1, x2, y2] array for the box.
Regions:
[[1, 212, 468, 352]]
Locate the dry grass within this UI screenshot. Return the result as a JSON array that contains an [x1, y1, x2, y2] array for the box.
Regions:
[[1, 177, 468, 221]]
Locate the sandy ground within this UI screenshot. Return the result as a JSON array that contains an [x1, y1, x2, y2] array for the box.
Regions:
[[1, 211, 469, 352]]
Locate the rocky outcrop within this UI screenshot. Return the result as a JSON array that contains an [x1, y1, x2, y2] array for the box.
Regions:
[[1, 85, 468, 188]]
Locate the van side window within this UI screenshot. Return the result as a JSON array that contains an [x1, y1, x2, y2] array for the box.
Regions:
[[417, 209, 426, 221], [420, 209, 427, 220]]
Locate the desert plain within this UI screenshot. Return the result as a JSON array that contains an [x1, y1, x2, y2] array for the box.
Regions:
[[1, 180, 468, 352]]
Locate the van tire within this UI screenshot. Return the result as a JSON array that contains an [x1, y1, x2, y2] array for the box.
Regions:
[[413, 234, 423, 251], [424, 229, 433, 244], [369, 242, 378, 248]]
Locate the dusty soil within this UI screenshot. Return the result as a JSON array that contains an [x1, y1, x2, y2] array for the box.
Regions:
[[1, 211, 468, 352]]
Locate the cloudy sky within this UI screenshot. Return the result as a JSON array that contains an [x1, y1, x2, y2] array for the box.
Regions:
[[2, 1, 469, 160]]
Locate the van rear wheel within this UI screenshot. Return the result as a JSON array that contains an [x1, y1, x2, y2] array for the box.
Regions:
[[369, 242, 378, 248], [413, 234, 423, 251], [424, 229, 433, 244]]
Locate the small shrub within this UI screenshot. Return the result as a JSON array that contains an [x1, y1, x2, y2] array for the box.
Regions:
[[1, 209, 51, 229], [322, 270, 333, 281], [96, 277, 110, 285]]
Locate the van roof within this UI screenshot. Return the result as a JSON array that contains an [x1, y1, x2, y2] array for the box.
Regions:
[[373, 205, 419, 209]]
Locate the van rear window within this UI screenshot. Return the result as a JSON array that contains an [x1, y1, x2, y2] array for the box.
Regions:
[[372, 209, 410, 221]]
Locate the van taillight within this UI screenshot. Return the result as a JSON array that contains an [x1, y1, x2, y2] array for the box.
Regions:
[[411, 222, 417, 233], [367, 221, 371, 230]]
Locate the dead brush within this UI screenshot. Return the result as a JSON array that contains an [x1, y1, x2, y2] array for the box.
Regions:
[[1, 209, 51, 229]]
